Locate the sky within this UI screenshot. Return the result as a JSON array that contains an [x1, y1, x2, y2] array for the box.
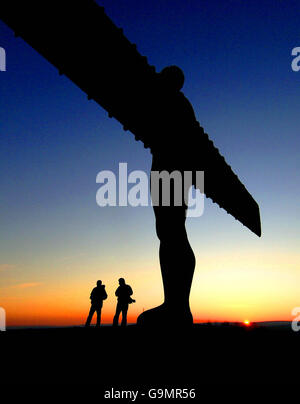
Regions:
[[0, 0, 300, 326]]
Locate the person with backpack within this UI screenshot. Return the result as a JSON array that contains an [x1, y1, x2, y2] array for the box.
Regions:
[[113, 278, 134, 327]]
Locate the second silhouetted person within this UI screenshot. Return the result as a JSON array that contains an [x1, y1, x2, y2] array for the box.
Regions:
[[113, 278, 134, 327]]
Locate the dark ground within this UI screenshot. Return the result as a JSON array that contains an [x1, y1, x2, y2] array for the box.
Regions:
[[0, 323, 298, 391]]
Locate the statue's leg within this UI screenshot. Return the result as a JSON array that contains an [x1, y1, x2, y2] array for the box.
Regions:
[[137, 160, 196, 326], [156, 205, 195, 310]]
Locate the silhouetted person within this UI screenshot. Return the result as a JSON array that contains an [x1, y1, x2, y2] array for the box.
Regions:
[[137, 66, 197, 327], [85, 280, 107, 327], [113, 278, 133, 327]]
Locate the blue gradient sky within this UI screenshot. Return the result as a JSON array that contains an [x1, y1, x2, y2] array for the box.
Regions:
[[0, 0, 300, 324]]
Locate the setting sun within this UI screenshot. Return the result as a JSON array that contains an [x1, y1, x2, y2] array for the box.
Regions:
[[244, 320, 251, 326]]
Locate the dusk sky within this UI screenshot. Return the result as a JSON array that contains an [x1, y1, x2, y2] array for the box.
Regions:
[[0, 0, 300, 326]]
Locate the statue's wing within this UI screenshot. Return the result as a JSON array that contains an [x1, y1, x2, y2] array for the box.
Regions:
[[0, 0, 261, 236], [192, 126, 261, 237]]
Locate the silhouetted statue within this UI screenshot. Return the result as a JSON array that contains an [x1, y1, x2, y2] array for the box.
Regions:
[[113, 278, 134, 327], [85, 280, 107, 327], [137, 66, 196, 327]]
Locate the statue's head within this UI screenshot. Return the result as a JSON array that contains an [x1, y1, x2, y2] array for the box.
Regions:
[[159, 65, 185, 91], [97, 280, 102, 287]]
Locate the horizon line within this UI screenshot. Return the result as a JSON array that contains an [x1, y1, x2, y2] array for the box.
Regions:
[[4, 320, 292, 330]]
